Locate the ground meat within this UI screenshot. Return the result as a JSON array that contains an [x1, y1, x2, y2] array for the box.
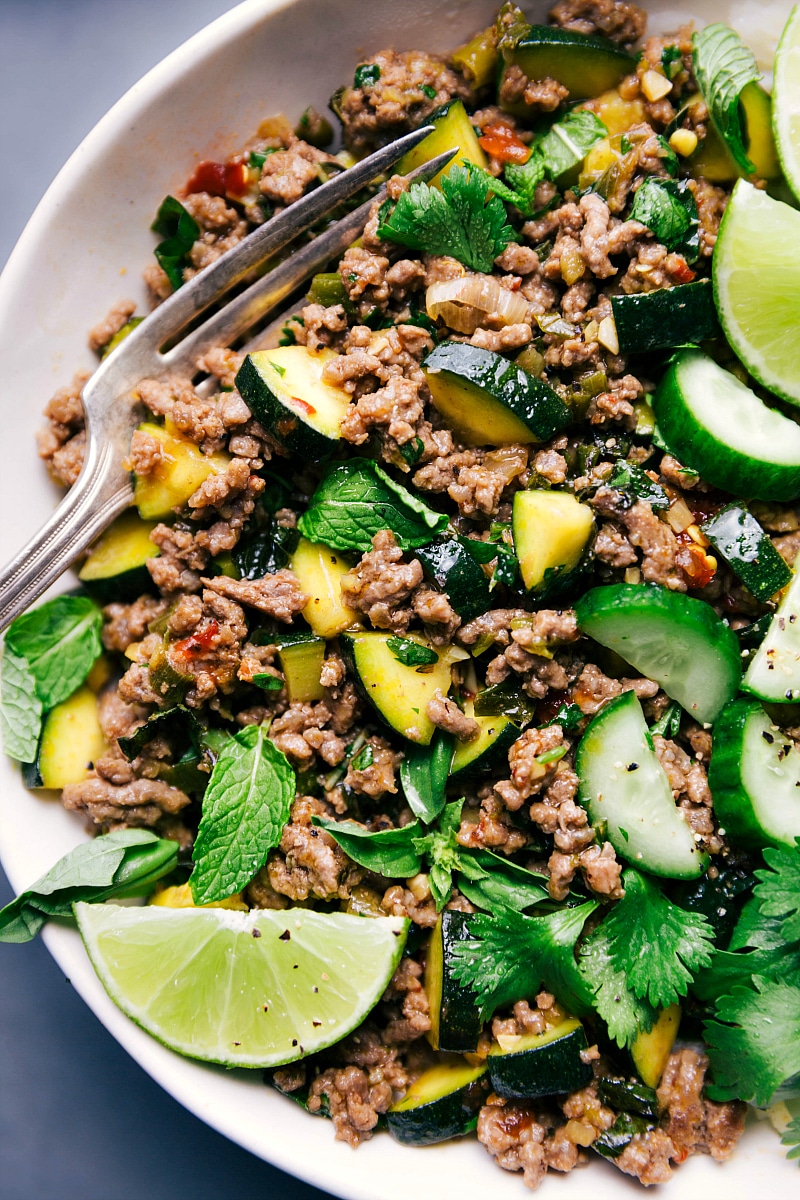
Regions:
[[457, 789, 530, 854], [197, 346, 245, 391], [572, 663, 658, 715], [615, 1128, 677, 1186], [549, 0, 647, 49], [533, 448, 568, 485], [594, 489, 686, 591], [446, 445, 530, 518], [87, 299, 136, 354], [343, 736, 400, 798], [773, 529, 800, 566], [477, 1097, 582, 1190], [492, 995, 557, 1041], [495, 725, 571, 812], [245, 867, 289, 910], [308, 1064, 388, 1146], [381, 955, 431, 1043], [655, 735, 720, 853], [469, 324, 534, 353], [180, 192, 249, 281], [340, 530, 423, 631], [657, 1049, 746, 1162], [270, 702, 347, 766], [426, 688, 479, 742], [573, 841, 624, 898], [258, 137, 336, 207], [411, 587, 461, 644], [102, 595, 167, 653], [201, 570, 307, 621], [498, 65, 569, 114], [594, 522, 638, 568], [691, 178, 728, 258], [267, 796, 362, 902], [36, 370, 88, 487], [61, 775, 191, 831], [381, 883, 438, 927], [337, 49, 472, 154], [341, 374, 426, 446]]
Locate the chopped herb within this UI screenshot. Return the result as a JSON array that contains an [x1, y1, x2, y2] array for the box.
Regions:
[[546, 703, 585, 734], [398, 437, 425, 466], [537, 745, 568, 765], [151, 195, 200, 291], [117, 705, 201, 761], [252, 674, 284, 692], [421, 84, 437, 99], [354, 63, 381, 89], [386, 636, 439, 668], [693, 23, 760, 174], [350, 744, 375, 772], [650, 701, 682, 738], [537, 109, 607, 180], [628, 177, 700, 263], [662, 44, 684, 79], [608, 460, 669, 509]]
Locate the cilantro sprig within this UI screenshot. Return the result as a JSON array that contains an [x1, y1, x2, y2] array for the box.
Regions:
[[782, 1113, 800, 1165]]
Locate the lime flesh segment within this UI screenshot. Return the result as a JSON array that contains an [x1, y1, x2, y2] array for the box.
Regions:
[[74, 902, 408, 1067], [713, 180, 800, 405], [773, 4, 800, 202]]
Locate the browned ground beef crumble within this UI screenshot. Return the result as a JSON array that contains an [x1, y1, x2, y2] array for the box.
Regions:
[[36, 0, 765, 1186]]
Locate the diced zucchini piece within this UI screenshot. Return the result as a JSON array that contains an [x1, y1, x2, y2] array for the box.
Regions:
[[587, 88, 646, 136], [487, 1018, 593, 1099], [149, 882, 249, 911], [512, 490, 594, 597], [611, 280, 719, 354], [290, 537, 358, 638], [101, 316, 143, 360], [689, 83, 781, 182], [386, 1055, 487, 1146], [415, 535, 491, 623], [423, 342, 570, 448], [630, 1004, 681, 1088], [450, 700, 516, 777], [499, 25, 636, 115], [426, 911, 483, 1053], [235, 347, 352, 460], [398, 99, 487, 186], [342, 631, 468, 745], [701, 503, 792, 601], [86, 654, 115, 694], [22, 686, 106, 790], [597, 1076, 659, 1118], [148, 637, 193, 706], [133, 422, 231, 520], [79, 510, 159, 601], [275, 633, 326, 703], [452, 27, 499, 90]]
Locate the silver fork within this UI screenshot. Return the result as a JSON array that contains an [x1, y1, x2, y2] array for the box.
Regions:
[[0, 128, 454, 633]]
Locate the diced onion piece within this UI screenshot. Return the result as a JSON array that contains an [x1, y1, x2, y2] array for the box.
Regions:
[[597, 315, 619, 355], [666, 497, 694, 533], [426, 274, 529, 334], [641, 69, 673, 102]]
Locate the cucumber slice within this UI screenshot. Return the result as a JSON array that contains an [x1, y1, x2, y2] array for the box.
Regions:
[[450, 701, 517, 777], [630, 1004, 680, 1088], [133, 422, 231, 520], [274, 633, 326, 703], [79, 511, 159, 601], [512, 490, 594, 598], [22, 686, 107, 790], [425, 911, 483, 1053], [743, 565, 800, 702], [387, 1056, 487, 1146], [499, 25, 635, 113], [289, 537, 358, 639], [576, 691, 708, 879], [653, 348, 800, 502], [415, 536, 491, 624], [610, 280, 719, 354], [575, 583, 741, 725], [422, 342, 570, 448], [398, 98, 487, 187], [701, 504, 792, 601], [487, 1018, 593, 1099], [709, 697, 800, 847], [341, 632, 468, 745], [235, 347, 352, 460]]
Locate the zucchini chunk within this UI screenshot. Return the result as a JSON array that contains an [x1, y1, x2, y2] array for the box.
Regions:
[[387, 1056, 487, 1146], [422, 342, 571, 448], [22, 686, 107, 790], [290, 537, 358, 639], [341, 632, 468, 745], [398, 98, 487, 186], [79, 510, 159, 601], [133, 422, 231, 520], [450, 701, 517, 777], [689, 83, 780, 183], [743, 564, 800, 702], [235, 347, 352, 460], [512, 490, 594, 598], [499, 25, 635, 114], [701, 503, 792, 601], [709, 696, 800, 848], [576, 690, 708, 879], [487, 1018, 593, 1099], [630, 1004, 681, 1088], [415, 535, 492, 623], [426, 911, 483, 1053], [274, 633, 326, 703], [610, 280, 719, 354]]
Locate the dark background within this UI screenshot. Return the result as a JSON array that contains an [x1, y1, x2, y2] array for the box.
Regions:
[[0, 2, 334, 1196]]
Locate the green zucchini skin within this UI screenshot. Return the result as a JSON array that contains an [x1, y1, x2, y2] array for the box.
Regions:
[[701, 504, 792, 601], [426, 912, 483, 1053], [78, 511, 158, 602], [488, 1020, 593, 1100], [610, 281, 719, 353], [235, 348, 349, 460], [422, 342, 571, 447], [675, 860, 754, 948], [597, 1077, 659, 1118], [415, 536, 491, 624], [450, 710, 518, 779], [386, 1058, 488, 1146], [499, 25, 635, 112]]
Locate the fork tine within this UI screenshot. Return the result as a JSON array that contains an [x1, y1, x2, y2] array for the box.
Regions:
[[161, 148, 456, 373]]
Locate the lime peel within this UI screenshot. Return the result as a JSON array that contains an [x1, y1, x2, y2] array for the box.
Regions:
[[773, 4, 800, 202]]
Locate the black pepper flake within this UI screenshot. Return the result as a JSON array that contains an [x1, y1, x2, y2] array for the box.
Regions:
[[279, 930, 291, 941], [626, 762, 639, 772], [292, 1039, 298, 1047], [252, 927, 262, 938], [293, 963, 299, 969], [762, 731, 775, 744], [312, 986, 319, 993], [313, 1020, 322, 1028]]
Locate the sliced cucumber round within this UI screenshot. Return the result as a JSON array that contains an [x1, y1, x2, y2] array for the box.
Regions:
[[710, 697, 800, 847], [743, 563, 800, 702], [422, 342, 570, 448], [487, 1018, 593, 1100], [425, 911, 483, 1053], [575, 583, 741, 726], [512, 489, 594, 598], [576, 690, 708, 879], [652, 348, 800, 502], [499, 25, 635, 112], [386, 1056, 487, 1146]]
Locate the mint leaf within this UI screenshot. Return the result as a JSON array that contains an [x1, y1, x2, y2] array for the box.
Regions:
[[579, 919, 658, 1047], [232, 517, 299, 580], [313, 815, 423, 877], [754, 842, 800, 942], [298, 460, 447, 553], [0, 649, 43, 763], [399, 731, 453, 823], [608, 461, 669, 510], [5, 594, 103, 710], [704, 975, 800, 1105], [151, 195, 200, 291], [190, 724, 295, 903], [0, 830, 178, 943], [387, 636, 439, 668], [418, 798, 464, 909], [629, 177, 699, 262], [692, 23, 760, 174], [376, 164, 519, 273], [503, 152, 547, 215], [117, 705, 201, 761], [456, 848, 549, 913], [538, 109, 607, 180]]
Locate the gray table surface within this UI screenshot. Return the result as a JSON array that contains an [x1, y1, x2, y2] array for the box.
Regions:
[[0, 2, 335, 1196]]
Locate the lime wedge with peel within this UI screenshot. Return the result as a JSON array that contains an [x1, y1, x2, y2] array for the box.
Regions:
[[773, 4, 800, 202], [713, 179, 800, 405], [74, 902, 408, 1067]]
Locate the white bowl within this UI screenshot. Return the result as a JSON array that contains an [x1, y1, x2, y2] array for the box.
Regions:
[[0, 1, 795, 1197]]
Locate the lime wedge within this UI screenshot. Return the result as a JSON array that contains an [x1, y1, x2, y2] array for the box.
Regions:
[[773, 4, 800, 202], [713, 179, 800, 405], [74, 902, 408, 1067]]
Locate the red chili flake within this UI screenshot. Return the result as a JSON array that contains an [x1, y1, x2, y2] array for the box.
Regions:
[[185, 159, 251, 198], [675, 535, 715, 589], [670, 258, 696, 284], [478, 122, 532, 165], [174, 620, 220, 658], [291, 396, 316, 417]]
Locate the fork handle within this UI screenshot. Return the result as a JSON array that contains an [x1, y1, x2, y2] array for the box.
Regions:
[[0, 443, 132, 633]]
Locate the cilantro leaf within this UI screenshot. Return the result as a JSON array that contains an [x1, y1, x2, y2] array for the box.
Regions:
[[5, 594, 103, 711], [754, 842, 800, 942], [313, 816, 423, 878], [419, 798, 465, 909], [151, 195, 200, 291], [782, 1113, 800, 1164], [692, 23, 760, 174], [579, 918, 658, 1048], [399, 732, 453, 823], [0, 649, 42, 763], [503, 152, 547, 215], [190, 724, 295, 903], [704, 975, 800, 1105], [0, 831, 178, 943], [298, 460, 447, 553], [538, 109, 607, 180], [607, 461, 669, 510], [387, 636, 439, 667], [629, 177, 700, 263], [376, 164, 519, 273]]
